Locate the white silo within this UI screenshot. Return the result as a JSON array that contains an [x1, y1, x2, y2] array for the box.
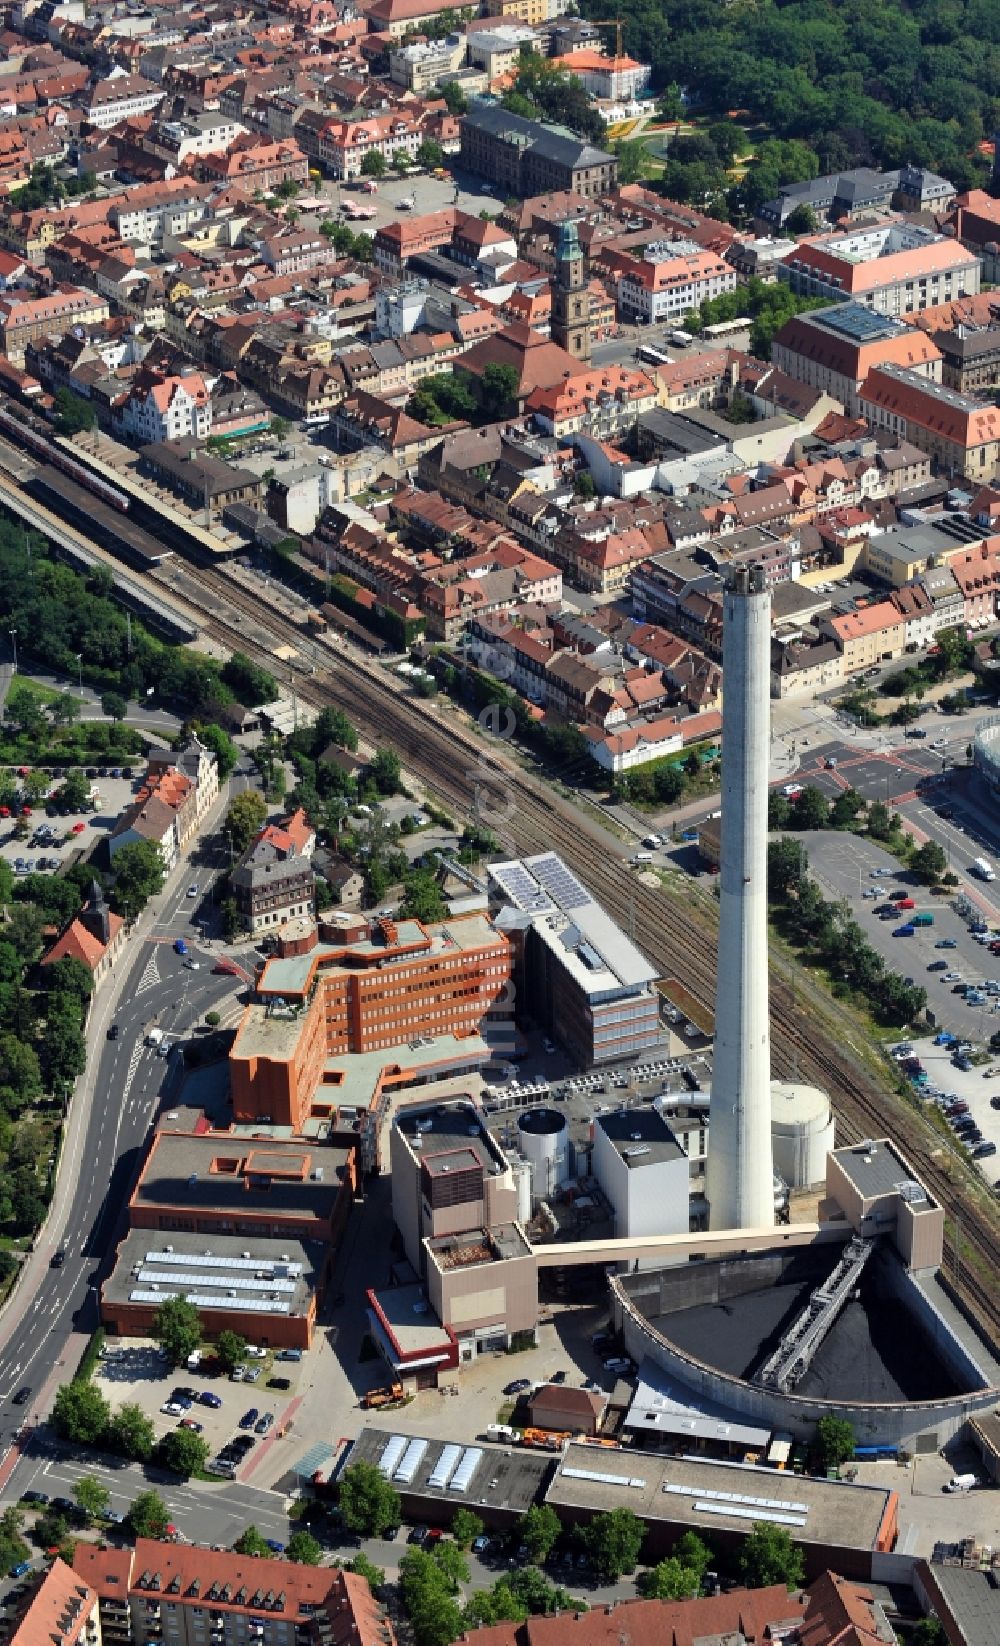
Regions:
[[507, 1153, 534, 1224], [517, 1107, 569, 1201], [770, 1080, 835, 1189]]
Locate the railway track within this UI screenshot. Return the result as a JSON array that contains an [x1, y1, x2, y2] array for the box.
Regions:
[[151, 556, 1000, 1349]]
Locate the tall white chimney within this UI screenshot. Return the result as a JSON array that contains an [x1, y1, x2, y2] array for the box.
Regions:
[[706, 565, 775, 1231]]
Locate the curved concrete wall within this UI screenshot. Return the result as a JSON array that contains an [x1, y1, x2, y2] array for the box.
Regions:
[[973, 713, 1000, 799], [609, 1263, 1000, 1450]]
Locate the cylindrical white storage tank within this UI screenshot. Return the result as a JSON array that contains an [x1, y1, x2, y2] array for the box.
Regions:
[[506, 1154, 533, 1224], [517, 1107, 569, 1200], [769, 1080, 835, 1189]]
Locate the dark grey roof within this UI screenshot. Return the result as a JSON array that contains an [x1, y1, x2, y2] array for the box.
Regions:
[[462, 101, 612, 168], [924, 1564, 1000, 1646]]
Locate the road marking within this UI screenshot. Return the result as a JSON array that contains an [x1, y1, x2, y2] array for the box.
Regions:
[[136, 951, 161, 995]]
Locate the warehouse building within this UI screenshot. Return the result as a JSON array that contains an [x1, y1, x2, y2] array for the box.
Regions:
[[341, 1426, 551, 1528]]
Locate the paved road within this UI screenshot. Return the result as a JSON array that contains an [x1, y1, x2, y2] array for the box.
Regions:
[[0, 763, 256, 1459]]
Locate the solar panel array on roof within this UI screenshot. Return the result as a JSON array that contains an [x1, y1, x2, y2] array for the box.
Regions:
[[529, 852, 591, 912], [378, 1435, 408, 1479], [143, 1250, 303, 1277], [394, 1439, 428, 1484], [695, 1500, 807, 1528], [428, 1444, 462, 1490], [819, 304, 898, 343], [663, 1482, 809, 1514], [563, 1466, 646, 1488], [136, 1267, 297, 1295], [129, 1289, 290, 1314], [450, 1447, 483, 1494], [490, 861, 552, 913]]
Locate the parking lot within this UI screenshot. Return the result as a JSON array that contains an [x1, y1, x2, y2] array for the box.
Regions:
[[93, 1341, 305, 1479], [0, 766, 143, 876], [802, 832, 999, 1034], [890, 1036, 1000, 1183]]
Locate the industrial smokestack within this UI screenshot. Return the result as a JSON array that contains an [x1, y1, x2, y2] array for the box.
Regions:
[[705, 565, 775, 1231]]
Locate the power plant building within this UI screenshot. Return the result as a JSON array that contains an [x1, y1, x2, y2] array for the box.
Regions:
[[705, 566, 776, 1231], [592, 1107, 689, 1239]]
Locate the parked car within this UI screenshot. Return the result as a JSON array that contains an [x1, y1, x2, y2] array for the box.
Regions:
[[199, 1392, 222, 1409], [504, 1379, 531, 1396], [239, 1409, 259, 1429], [254, 1412, 274, 1435], [178, 1418, 204, 1433]]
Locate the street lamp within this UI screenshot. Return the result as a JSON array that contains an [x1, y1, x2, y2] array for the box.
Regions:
[[8, 627, 16, 674], [75, 652, 83, 698]]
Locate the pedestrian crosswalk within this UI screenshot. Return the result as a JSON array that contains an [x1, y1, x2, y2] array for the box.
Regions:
[[136, 951, 161, 996]]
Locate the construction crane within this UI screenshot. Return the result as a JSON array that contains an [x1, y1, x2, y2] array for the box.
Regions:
[[590, 17, 624, 59]]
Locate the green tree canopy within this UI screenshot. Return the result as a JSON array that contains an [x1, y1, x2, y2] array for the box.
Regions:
[[152, 1294, 201, 1368], [156, 1427, 211, 1479], [52, 1381, 111, 1445], [361, 150, 386, 177], [220, 651, 278, 708], [582, 1507, 645, 1581], [216, 1330, 248, 1372], [106, 1401, 155, 1462], [110, 840, 165, 920], [450, 1509, 484, 1549], [518, 1504, 561, 1563], [337, 1461, 401, 1537], [195, 722, 238, 779], [811, 1414, 856, 1473], [738, 1522, 805, 1590], [224, 790, 268, 855], [127, 1491, 170, 1540], [287, 1530, 323, 1565], [73, 1477, 110, 1521], [233, 1526, 271, 1557]]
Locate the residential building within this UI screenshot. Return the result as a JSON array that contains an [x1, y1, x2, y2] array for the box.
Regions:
[[770, 636, 844, 700], [229, 913, 513, 1134], [780, 223, 980, 318], [74, 1547, 391, 1646], [772, 303, 943, 417], [0, 285, 109, 364], [120, 369, 212, 444], [108, 179, 211, 242], [363, 0, 473, 38], [859, 365, 1000, 482], [483, 0, 569, 22], [467, 24, 537, 78], [108, 766, 196, 870], [945, 187, 1000, 285], [949, 538, 1000, 627], [819, 599, 908, 672], [143, 113, 245, 166], [757, 163, 953, 232], [931, 322, 1000, 395], [146, 734, 218, 825], [582, 708, 722, 773], [527, 365, 657, 438], [80, 73, 164, 129], [460, 103, 617, 200], [193, 137, 308, 192], [389, 36, 465, 93], [11, 1560, 102, 1646], [319, 113, 420, 179], [615, 240, 737, 325], [417, 539, 562, 641], [231, 810, 317, 937], [489, 853, 661, 1067], [42, 881, 126, 987], [550, 49, 650, 101]]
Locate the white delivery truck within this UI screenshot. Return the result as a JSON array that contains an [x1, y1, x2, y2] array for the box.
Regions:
[[145, 1027, 164, 1047], [971, 857, 996, 881]]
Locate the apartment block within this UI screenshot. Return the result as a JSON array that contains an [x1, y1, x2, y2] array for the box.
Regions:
[[73, 1545, 393, 1646], [614, 240, 737, 325], [460, 103, 616, 200], [231, 809, 316, 937], [819, 599, 908, 672], [229, 913, 513, 1134], [11, 1560, 101, 1646], [780, 222, 980, 318], [859, 364, 1000, 482], [0, 285, 110, 364]]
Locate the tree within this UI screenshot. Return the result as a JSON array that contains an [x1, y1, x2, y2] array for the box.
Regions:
[[784, 203, 818, 233], [673, 1532, 712, 1579], [361, 150, 386, 178], [480, 362, 519, 418], [221, 898, 242, 942], [416, 140, 444, 169], [110, 840, 165, 920], [216, 1330, 248, 1373], [106, 1401, 155, 1462], [582, 1507, 645, 1581], [790, 786, 830, 830], [224, 790, 268, 855], [287, 1530, 323, 1565], [220, 651, 277, 708], [73, 1477, 110, 1522], [51, 1380, 111, 1445], [867, 799, 893, 841], [337, 1461, 401, 1537], [152, 1294, 201, 1368], [345, 1553, 385, 1590], [196, 722, 238, 779], [54, 386, 97, 436], [100, 691, 128, 722], [369, 748, 401, 796], [437, 80, 467, 114], [811, 1414, 855, 1473], [431, 1539, 469, 1592], [205, 1010, 221, 1028], [738, 1522, 805, 1590], [518, 1504, 561, 1563], [233, 1526, 271, 1557], [45, 955, 94, 1012], [156, 1427, 211, 1479], [768, 837, 805, 899], [400, 1549, 464, 1646], [912, 840, 947, 884], [640, 1557, 700, 1600], [127, 1491, 170, 1541], [911, 1622, 947, 1646], [573, 471, 596, 500], [615, 138, 649, 184], [52, 692, 81, 727], [451, 1509, 484, 1549], [316, 706, 358, 752]]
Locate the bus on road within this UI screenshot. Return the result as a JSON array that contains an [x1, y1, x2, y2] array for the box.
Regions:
[[637, 344, 672, 366]]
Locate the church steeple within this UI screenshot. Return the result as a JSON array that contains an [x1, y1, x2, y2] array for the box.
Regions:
[[550, 218, 591, 364]]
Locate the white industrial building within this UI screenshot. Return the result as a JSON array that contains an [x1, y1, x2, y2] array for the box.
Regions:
[[592, 1108, 689, 1239], [516, 1107, 570, 1204]]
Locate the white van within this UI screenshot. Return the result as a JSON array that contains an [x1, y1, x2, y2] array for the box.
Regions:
[[630, 852, 653, 865], [486, 1423, 519, 1443], [944, 1474, 979, 1493]]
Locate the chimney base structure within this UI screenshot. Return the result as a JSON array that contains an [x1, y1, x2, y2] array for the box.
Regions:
[[706, 566, 775, 1232]]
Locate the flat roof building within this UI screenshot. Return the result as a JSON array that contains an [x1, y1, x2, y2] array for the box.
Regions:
[[544, 1442, 898, 1579], [489, 853, 661, 1067], [342, 1425, 550, 1525], [825, 1138, 944, 1272], [592, 1108, 689, 1241]]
